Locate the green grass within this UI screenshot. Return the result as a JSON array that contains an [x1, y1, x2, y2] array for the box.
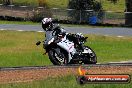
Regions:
[[105, 12, 124, 19], [85, 35, 132, 63], [0, 30, 132, 67], [98, 0, 125, 12], [46, 0, 68, 8], [0, 0, 68, 8], [0, 75, 132, 88], [12, 0, 38, 7], [12, 0, 68, 8], [0, 30, 51, 67]]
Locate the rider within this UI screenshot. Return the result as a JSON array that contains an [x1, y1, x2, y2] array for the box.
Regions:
[[42, 18, 66, 36], [37, 18, 84, 50]]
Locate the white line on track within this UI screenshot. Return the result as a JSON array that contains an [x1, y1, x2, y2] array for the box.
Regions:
[[117, 36, 124, 38], [37, 31, 44, 33], [16, 30, 24, 31], [96, 63, 101, 64], [17, 30, 25, 32], [0, 29, 5, 30], [104, 35, 109, 36]]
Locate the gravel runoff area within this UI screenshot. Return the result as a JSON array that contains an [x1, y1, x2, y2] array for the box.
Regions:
[[0, 66, 132, 84]]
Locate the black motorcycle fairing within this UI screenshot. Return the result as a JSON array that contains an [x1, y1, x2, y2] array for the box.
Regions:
[[43, 42, 57, 54], [66, 34, 88, 51]]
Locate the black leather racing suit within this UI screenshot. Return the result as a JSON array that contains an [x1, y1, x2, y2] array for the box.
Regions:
[[44, 23, 84, 50]]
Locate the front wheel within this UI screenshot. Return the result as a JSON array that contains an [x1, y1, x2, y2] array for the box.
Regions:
[[48, 48, 68, 65], [83, 46, 97, 64]]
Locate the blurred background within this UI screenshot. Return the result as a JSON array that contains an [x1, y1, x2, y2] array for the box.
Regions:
[[0, 0, 132, 26]]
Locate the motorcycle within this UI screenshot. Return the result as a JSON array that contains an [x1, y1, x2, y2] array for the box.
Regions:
[[36, 29, 97, 65]]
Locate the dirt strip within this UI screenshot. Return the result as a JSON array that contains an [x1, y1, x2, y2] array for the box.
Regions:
[[0, 68, 77, 84], [0, 66, 132, 84]]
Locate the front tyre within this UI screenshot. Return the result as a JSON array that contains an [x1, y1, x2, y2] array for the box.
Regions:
[[83, 46, 97, 64], [48, 48, 68, 65]]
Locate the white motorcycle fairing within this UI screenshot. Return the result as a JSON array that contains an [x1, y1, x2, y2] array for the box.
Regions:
[[57, 36, 76, 62]]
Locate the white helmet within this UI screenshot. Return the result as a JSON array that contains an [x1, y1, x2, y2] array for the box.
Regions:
[[42, 18, 52, 30]]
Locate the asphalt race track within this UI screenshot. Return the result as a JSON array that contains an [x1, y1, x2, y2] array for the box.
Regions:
[[0, 24, 132, 36]]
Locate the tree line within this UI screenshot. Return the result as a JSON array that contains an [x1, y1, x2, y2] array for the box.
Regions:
[[1, 0, 46, 6]]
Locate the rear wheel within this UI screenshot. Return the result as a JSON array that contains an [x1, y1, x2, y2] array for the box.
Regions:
[[48, 48, 68, 65], [83, 46, 97, 64]]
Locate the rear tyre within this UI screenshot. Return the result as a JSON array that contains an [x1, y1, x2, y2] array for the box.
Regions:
[[48, 48, 68, 65]]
